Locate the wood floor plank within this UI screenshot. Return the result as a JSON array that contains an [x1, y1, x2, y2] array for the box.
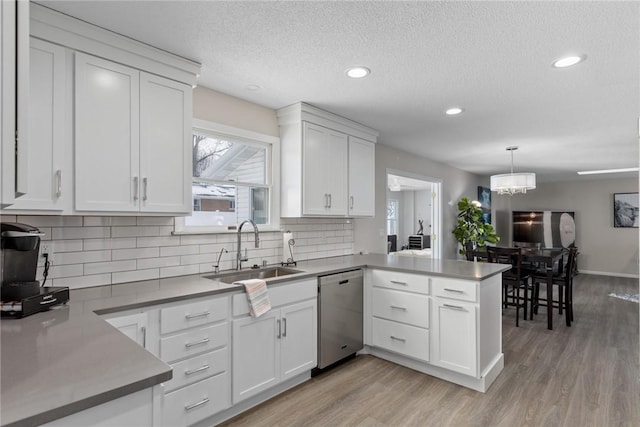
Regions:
[[219, 274, 639, 427]]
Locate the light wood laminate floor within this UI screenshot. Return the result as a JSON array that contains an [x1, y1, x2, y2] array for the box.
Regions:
[[220, 274, 639, 427]]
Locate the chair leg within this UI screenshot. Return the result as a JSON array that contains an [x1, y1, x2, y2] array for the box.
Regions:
[[514, 285, 520, 327], [558, 285, 563, 315]]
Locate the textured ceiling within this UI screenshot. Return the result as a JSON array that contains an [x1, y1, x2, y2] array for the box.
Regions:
[[39, 1, 640, 183]]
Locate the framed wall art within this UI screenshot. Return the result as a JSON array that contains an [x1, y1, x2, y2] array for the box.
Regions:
[[477, 186, 491, 224], [614, 192, 639, 228]]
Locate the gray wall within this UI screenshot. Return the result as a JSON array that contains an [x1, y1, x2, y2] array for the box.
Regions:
[[492, 177, 639, 277], [354, 143, 484, 259]]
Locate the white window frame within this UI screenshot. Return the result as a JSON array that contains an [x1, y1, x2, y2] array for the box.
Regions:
[[174, 119, 281, 234]]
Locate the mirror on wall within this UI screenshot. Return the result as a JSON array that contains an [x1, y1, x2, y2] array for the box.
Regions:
[[386, 170, 442, 259]]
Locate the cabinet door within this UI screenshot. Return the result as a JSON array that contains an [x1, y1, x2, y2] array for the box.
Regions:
[[7, 38, 67, 211], [302, 122, 347, 216], [139, 72, 192, 214], [75, 53, 139, 212], [431, 299, 477, 376], [232, 311, 280, 403], [281, 300, 317, 380], [348, 136, 375, 217], [104, 312, 148, 348]]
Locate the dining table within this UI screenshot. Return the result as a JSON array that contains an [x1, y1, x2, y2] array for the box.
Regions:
[[519, 247, 565, 330]]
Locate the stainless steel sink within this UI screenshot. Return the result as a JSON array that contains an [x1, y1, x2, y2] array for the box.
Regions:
[[203, 266, 302, 284]]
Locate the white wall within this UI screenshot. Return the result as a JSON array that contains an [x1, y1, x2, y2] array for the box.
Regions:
[[492, 177, 639, 277], [354, 143, 485, 259]]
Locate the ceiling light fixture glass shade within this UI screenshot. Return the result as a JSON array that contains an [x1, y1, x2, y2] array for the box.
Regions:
[[490, 147, 536, 195]]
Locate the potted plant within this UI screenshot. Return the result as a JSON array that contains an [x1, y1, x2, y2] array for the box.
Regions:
[[453, 197, 499, 260]]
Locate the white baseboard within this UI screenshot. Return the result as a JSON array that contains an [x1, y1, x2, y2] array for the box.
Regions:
[[579, 270, 639, 279]]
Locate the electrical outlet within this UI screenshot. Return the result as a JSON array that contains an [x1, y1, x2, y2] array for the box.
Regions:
[[41, 243, 53, 258]]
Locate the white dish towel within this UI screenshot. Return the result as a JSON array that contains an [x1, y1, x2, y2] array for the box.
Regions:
[[236, 279, 271, 317]]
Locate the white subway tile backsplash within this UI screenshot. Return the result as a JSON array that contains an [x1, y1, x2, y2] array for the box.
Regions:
[[113, 269, 159, 284], [84, 260, 137, 275], [112, 247, 160, 260], [23, 216, 353, 289], [52, 227, 110, 240], [83, 216, 137, 226], [83, 238, 137, 251]]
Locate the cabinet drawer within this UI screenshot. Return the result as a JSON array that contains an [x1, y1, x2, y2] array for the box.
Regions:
[[370, 269, 429, 294], [372, 287, 429, 328], [161, 323, 228, 363], [432, 277, 478, 302], [232, 279, 316, 316], [163, 347, 229, 393], [372, 317, 429, 362], [161, 297, 228, 335], [161, 372, 230, 427]]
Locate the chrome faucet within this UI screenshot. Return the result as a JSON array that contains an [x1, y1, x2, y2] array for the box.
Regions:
[[214, 248, 227, 274], [237, 219, 260, 270]]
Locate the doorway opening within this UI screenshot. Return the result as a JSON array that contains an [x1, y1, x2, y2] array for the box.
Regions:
[[386, 169, 442, 259]]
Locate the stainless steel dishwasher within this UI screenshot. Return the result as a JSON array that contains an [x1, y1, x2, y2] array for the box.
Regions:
[[317, 269, 363, 370]]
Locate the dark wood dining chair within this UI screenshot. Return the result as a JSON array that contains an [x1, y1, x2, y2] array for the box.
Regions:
[[486, 246, 533, 327], [531, 247, 577, 326]]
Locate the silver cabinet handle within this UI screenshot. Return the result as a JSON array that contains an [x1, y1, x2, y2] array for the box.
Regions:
[[55, 170, 62, 198], [443, 303, 466, 311], [350, 195, 354, 209], [328, 193, 332, 208], [185, 311, 210, 320], [443, 288, 464, 294], [184, 397, 210, 411], [390, 335, 406, 342], [390, 280, 408, 285], [283, 318, 287, 337], [39, 298, 57, 305], [185, 364, 210, 376], [133, 176, 139, 201], [277, 319, 281, 339], [324, 193, 329, 208], [141, 326, 146, 348], [185, 338, 210, 348], [390, 305, 407, 311], [142, 177, 148, 201]]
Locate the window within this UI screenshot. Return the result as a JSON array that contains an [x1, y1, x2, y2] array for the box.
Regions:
[[175, 120, 280, 233], [387, 199, 399, 235]]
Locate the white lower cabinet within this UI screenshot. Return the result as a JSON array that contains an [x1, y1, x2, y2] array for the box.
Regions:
[[232, 279, 317, 404], [372, 317, 429, 362], [104, 311, 148, 348], [430, 298, 477, 376]]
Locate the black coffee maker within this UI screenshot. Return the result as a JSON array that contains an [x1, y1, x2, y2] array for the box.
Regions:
[[1, 222, 43, 300]]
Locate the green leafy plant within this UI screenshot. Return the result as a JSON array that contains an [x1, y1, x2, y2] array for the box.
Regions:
[[453, 197, 500, 260]]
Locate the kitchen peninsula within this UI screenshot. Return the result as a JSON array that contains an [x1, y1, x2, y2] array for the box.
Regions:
[[1, 254, 508, 427]]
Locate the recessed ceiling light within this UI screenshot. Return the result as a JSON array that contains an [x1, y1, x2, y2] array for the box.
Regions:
[[346, 66, 370, 79], [552, 55, 586, 68], [246, 84, 261, 91], [577, 167, 638, 175], [445, 107, 464, 116]]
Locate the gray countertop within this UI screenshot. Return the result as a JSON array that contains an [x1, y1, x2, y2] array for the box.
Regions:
[[0, 254, 507, 427]]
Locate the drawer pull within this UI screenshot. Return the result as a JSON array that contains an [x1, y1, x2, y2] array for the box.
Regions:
[[185, 338, 210, 348], [443, 304, 466, 311], [185, 311, 210, 320], [443, 288, 464, 294], [390, 335, 406, 342], [185, 364, 210, 376], [390, 280, 408, 285], [390, 305, 407, 311], [184, 397, 210, 411]]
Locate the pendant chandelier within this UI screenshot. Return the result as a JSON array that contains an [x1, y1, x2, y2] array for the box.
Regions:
[[490, 146, 536, 195]]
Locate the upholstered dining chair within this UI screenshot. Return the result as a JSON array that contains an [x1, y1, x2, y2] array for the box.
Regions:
[[486, 246, 533, 327], [531, 247, 578, 327]]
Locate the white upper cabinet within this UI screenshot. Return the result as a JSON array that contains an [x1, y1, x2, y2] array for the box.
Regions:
[[278, 102, 378, 218], [348, 136, 375, 217], [139, 72, 192, 213], [75, 53, 140, 212], [75, 54, 192, 214], [302, 122, 348, 216], [1, 0, 29, 208], [6, 38, 69, 212]]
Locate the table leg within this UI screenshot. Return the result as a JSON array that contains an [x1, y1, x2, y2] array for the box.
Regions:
[[546, 264, 553, 330]]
